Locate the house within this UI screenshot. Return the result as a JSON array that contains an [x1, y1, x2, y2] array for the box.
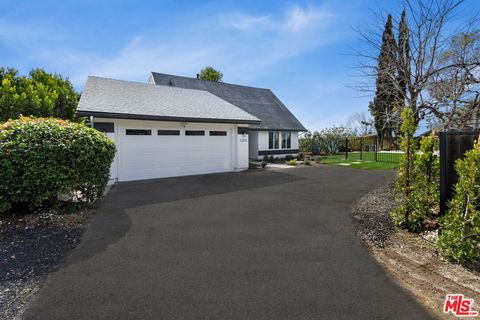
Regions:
[[77, 74, 306, 182], [77, 76, 260, 182], [148, 72, 307, 160]]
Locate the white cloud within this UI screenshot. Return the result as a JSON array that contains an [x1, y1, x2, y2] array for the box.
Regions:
[[221, 6, 334, 34], [223, 13, 273, 31], [284, 6, 334, 33]]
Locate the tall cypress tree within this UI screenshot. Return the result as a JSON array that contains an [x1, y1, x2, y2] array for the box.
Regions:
[[371, 15, 398, 141], [397, 10, 410, 108]]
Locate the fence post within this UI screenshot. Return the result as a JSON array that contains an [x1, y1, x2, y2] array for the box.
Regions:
[[360, 137, 363, 160], [345, 137, 348, 160], [375, 136, 378, 162]]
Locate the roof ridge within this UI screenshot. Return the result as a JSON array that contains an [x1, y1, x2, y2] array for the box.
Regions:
[[87, 75, 220, 95], [150, 72, 271, 91]]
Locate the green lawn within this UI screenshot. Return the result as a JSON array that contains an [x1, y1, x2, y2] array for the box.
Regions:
[[316, 154, 399, 170]]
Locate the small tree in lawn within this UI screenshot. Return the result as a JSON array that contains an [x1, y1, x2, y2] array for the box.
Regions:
[[437, 139, 480, 263], [391, 107, 418, 230], [198, 67, 223, 82]]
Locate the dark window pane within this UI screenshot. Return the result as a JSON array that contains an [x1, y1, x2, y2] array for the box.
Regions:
[[126, 129, 151, 135], [209, 131, 227, 136], [282, 132, 291, 149], [238, 128, 249, 135], [185, 130, 205, 136], [273, 132, 279, 149], [158, 130, 180, 136], [94, 122, 114, 133], [269, 132, 274, 149]]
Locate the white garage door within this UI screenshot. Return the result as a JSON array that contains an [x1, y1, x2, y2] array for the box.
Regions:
[[118, 124, 233, 181]]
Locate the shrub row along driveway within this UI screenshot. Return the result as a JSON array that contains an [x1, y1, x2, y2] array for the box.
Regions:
[[24, 166, 433, 319]]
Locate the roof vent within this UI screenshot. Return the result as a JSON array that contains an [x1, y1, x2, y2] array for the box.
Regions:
[[196, 74, 200, 79]]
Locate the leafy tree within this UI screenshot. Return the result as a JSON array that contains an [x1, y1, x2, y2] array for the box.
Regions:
[[299, 131, 314, 153], [0, 67, 79, 122], [391, 107, 419, 230], [198, 66, 223, 82], [317, 126, 350, 155], [371, 15, 398, 141], [437, 140, 480, 263]]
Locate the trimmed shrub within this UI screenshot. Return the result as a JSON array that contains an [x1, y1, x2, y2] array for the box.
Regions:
[[411, 135, 440, 220], [285, 155, 295, 161], [437, 141, 480, 263], [286, 159, 297, 166], [0, 117, 116, 214]]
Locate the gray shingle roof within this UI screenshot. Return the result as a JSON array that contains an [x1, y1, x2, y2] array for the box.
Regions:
[[149, 72, 307, 131], [77, 76, 260, 124]]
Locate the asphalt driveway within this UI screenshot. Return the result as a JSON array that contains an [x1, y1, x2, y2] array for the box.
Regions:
[[24, 166, 434, 319]]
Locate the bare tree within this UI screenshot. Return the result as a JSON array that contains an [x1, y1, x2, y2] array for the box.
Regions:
[[347, 111, 376, 136], [353, 0, 479, 130], [427, 31, 480, 129]]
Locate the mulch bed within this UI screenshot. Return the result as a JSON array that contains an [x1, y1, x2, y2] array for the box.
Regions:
[[0, 206, 95, 320]]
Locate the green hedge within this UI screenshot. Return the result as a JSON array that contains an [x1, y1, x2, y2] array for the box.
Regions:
[[437, 142, 480, 263], [0, 117, 116, 213]]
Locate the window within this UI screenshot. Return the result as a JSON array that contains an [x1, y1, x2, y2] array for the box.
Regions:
[[268, 131, 280, 149], [238, 128, 249, 135], [93, 122, 114, 133], [126, 129, 151, 135], [185, 130, 205, 136], [269, 131, 291, 149], [158, 130, 180, 136], [209, 131, 227, 136], [281, 132, 291, 149]]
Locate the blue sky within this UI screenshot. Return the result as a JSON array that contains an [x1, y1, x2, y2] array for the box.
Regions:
[[1, 0, 478, 131]]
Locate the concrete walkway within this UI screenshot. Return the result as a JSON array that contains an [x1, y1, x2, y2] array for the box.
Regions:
[[24, 166, 433, 319]]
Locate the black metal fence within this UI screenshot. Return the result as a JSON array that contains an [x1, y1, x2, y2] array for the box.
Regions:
[[439, 131, 479, 215], [345, 136, 401, 163]]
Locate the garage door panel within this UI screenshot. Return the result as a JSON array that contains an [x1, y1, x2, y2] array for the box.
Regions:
[[118, 125, 234, 181]]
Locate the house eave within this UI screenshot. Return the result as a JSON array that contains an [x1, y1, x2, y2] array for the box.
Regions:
[[247, 127, 308, 132], [77, 111, 261, 125]]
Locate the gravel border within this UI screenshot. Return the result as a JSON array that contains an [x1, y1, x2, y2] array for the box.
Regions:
[[351, 180, 396, 248]]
